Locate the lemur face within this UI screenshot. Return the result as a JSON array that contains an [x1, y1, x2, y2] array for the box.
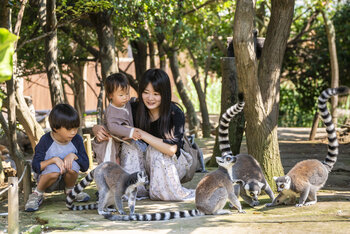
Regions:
[[273, 176, 291, 192], [137, 171, 149, 187], [216, 155, 237, 169], [244, 181, 264, 201]]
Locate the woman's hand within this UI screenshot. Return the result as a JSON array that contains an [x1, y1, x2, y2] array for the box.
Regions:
[[92, 125, 110, 142]]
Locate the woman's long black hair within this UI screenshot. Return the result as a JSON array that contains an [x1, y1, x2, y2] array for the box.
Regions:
[[135, 69, 173, 139]]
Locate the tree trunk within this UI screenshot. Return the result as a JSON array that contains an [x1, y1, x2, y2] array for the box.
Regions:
[[45, 0, 64, 106], [15, 79, 45, 149], [130, 38, 148, 83], [233, 0, 293, 187], [90, 12, 118, 80], [157, 41, 166, 70], [70, 62, 86, 128], [208, 57, 245, 167], [168, 51, 199, 133], [187, 48, 211, 137], [322, 9, 339, 125], [148, 40, 156, 68]]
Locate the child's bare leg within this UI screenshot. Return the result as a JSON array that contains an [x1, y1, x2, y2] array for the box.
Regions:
[[63, 169, 79, 188], [37, 172, 60, 192], [116, 156, 121, 165]]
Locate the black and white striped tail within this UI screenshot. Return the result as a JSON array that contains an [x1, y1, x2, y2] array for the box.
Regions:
[[66, 170, 95, 210], [104, 209, 204, 221], [318, 86, 349, 171], [219, 93, 245, 157]]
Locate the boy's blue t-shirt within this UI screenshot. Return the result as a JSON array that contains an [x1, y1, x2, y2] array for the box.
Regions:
[[31, 132, 89, 174]]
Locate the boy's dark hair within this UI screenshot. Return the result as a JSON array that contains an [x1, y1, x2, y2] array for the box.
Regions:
[[105, 73, 129, 100], [49, 104, 80, 131]]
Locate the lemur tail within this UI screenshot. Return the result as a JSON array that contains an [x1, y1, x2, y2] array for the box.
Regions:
[[104, 209, 204, 221], [66, 169, 96, 210], [219, 93, 245, 157], [318, 86, 350, 171]]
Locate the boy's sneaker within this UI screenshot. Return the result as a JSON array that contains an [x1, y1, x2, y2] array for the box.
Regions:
[[75, 192, 90, 202], [25, 192, 43, 212]]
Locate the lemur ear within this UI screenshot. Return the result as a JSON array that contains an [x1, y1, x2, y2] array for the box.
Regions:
[[273, 176, 278, 181], [285, 176, 291, 183], [257, 182, 265, 188], [216, 157, 224, 164], [233, 179, 244, 185], [244, 183, 249, 190]]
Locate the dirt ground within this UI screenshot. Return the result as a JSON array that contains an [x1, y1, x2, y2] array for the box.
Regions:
[[0, 127, 349, 233]]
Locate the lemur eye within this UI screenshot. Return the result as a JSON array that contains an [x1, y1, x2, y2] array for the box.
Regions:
[[250, 192, 254, 196], [280, 184, 285, 188]]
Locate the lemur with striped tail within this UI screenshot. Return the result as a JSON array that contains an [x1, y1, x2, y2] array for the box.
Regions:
[[66, 161, 148, 215], [219, 93, 275, 207], [267, 86, 349, 207], [104, 95, 246, 221]]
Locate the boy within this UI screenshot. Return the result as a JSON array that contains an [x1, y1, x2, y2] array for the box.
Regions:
[[92, 73, 141, 164], [25, 104, 90, 212]]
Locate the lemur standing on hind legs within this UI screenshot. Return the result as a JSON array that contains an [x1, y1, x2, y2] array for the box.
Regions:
[[103, 95, 246, 221], [66, 161, 148, 215], [267, 86, 350, 207]]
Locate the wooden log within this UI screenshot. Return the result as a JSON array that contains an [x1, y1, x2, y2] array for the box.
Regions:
[[83, 134, 93, 169], [8, 177, 19, 234]]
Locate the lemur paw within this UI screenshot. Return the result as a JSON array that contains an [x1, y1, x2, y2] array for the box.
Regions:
[[250, 201, 259, 207], [106, 207, 117, 212], [238, 210, 246, 214], [98, 210, 111, 215], [118, 210, 126, 215], [295, 203, 304, 207], [265, 203, 273, 207]]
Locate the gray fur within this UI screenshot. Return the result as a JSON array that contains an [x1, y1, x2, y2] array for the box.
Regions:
[[104, 155, 244, 221], [267, 87, 349, 207], [66, 161, 148, 215], [231, 154, 275, 207]]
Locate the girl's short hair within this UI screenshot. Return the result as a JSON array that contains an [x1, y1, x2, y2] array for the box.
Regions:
[[105, 73, 129, 100], [49, 104, 80, 131]]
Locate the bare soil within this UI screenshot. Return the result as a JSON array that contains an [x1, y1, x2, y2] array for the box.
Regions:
[[0, 127, 349, 233]]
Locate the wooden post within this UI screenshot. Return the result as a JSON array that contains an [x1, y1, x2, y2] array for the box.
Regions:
[[8, 177, 19, 234], [309, 111, 320, 141], [23, 161, 32, 203], [83, 134, 93, 169]]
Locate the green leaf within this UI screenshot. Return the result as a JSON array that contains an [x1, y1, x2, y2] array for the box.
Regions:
[[0, 28, 18, 82]]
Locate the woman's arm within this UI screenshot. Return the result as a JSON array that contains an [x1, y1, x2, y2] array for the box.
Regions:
[[139, 129, 177, 156]]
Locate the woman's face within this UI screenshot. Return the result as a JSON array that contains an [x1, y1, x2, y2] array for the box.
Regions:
[[142, 83, 162, 112]]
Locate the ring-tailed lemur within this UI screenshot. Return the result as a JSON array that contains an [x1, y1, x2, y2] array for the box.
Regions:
[[218, 94, 274, 207], [104, 155, 243, 221], [267, 86, 349, 207], [66, 161, 148, 215], [104, 98, 246, 221]]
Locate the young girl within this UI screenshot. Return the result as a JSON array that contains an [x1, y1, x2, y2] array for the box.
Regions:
[[92, 73, 141, 164], [94, 69, 195, 201]]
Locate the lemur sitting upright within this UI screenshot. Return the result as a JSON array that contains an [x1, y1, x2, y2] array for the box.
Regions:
[[268, 87, 349, 207], [66, 161, 148, 215]]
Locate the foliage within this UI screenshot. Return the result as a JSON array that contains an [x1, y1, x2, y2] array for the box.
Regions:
[[0, 28, 18, 82], [280, 1, 350, 126], [176, 74, 221, 114]]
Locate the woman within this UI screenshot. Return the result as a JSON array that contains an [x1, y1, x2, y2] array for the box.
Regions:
[[93, 69, 195, 201]]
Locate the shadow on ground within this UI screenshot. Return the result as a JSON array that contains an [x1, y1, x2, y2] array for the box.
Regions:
[[0, 128, 349, 233]]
